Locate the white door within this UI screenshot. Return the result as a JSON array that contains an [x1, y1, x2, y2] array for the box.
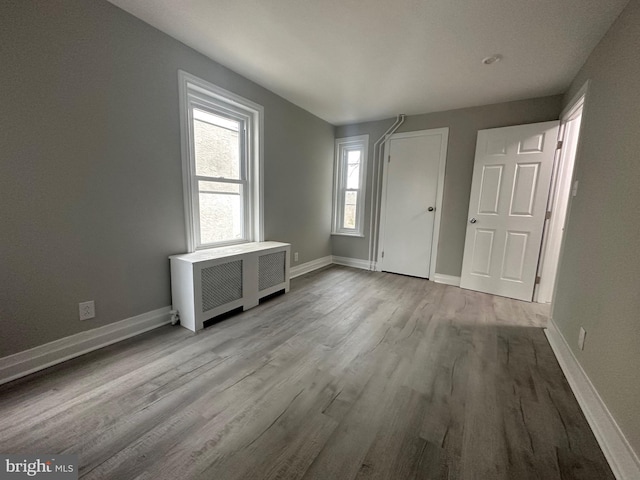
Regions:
[[536, 102, 583, 303], [460, 121, 559, 301], [379, 129, 448, 278]]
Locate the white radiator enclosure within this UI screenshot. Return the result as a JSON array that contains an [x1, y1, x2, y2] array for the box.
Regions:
[[169, 241, 290, 332]]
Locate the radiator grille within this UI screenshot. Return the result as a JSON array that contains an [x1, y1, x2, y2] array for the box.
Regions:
[[201, 260, 243, 312], [259, 252, 285, 291]]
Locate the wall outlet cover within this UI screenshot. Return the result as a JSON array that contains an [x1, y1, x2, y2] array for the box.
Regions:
[[578, 326, 587, 350], [79, 301, 95, 321]]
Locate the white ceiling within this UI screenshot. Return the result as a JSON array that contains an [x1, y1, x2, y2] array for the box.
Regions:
[[107, 0, 628, 125]]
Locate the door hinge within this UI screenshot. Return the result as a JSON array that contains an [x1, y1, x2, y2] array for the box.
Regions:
[[545, 210, 552, 220], [381, 251, 385, 258], [557, 140, 563, 150], [388, 155, 391, 163], [535, 275, 541, 285]]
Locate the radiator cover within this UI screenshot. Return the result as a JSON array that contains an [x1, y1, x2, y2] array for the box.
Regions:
[[169, 242, 290, 332]]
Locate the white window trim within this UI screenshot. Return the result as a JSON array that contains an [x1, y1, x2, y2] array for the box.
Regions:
[[178, 70, 264, 252], [332, 135, 369, 237]]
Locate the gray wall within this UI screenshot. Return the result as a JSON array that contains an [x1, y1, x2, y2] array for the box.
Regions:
[[333, 96, 563, 275], [553, 0, 640, 455], [0, 0, 334, 357]]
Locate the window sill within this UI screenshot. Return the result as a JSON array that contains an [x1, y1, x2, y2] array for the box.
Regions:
[[196, 240, 250, 252], [331, 232, 365, 238], [174, 241, 286, 262]]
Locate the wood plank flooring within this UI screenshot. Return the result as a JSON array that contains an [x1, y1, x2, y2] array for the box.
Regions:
[[0, 266, 614, 479]]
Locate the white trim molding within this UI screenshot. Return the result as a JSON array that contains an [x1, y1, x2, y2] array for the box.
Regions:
[[545, 318, 640, 480], [332, 256, 372, 271], [0, 307, 172, 386], [178, 70, 264, 252], [290, 256, 333, 279], [332, 135, 369, 236], [291, 256, 461, 279], [432, 273, 461, 287]]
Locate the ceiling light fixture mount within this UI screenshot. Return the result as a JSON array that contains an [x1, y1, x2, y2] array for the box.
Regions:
[[482, 54, 503, 65]]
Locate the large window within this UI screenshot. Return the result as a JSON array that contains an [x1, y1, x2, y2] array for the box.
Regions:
[[179, 71, 263, 251], [332, 135, 368, 236]]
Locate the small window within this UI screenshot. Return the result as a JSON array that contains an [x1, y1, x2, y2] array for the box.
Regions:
[[332, 135, 369, 236], [179, 71, 263, 251]]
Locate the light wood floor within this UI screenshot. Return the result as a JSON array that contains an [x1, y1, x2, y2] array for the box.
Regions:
[[0, 266, 613, 479]]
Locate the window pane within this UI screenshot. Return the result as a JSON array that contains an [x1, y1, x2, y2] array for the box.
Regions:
[[346, 150, 361, 189], [198, 181, 242, 244], [199, 181, 239, 193], [343, 190, 358, 229], [193, 108, 240, 179], [347, 150, 361, 163], [346, 162, 360, 189]]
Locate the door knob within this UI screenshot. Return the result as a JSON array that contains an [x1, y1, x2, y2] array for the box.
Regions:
[[469, 218, 477, 224], [427, 206, 434, 212]]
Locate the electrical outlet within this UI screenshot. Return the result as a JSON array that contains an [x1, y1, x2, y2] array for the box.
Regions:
[[578, 327, 587, 350], [79, 300, 95, 321], [294, 252, 299, 262]]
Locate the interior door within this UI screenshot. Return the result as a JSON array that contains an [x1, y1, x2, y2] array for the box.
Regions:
[[460, 121, 559, 301], [536, 106, 583, 303], [379, 129, 448, 278]]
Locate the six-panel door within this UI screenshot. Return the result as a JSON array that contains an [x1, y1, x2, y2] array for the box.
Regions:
[[460, 121, 559, 301]]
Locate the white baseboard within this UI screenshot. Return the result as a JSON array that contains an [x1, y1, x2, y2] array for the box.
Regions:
[[332, 255, 372, 271], [545, 318, 640, 480], [290, 255, 333, 279], [0, 307, 172, 386], [432, 273, 461, 286]]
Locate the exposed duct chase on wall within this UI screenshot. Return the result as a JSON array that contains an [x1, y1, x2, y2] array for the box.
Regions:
[[169, 242, 290, 332]]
